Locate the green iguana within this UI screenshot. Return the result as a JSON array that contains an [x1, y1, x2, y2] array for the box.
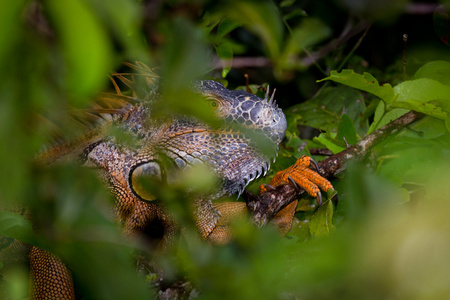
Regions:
[[6, 62, 333, 299]]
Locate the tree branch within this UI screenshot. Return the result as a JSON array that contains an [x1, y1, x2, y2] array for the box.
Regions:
[[245, 111, 424, 227]]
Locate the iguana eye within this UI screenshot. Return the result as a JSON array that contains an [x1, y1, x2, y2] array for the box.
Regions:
[[210, 99, 219, 109], [130, 162, 162, 201], [205, 96, 220, 110]]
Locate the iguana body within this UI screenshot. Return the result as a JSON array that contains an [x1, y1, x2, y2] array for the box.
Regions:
[[5, 63, 332, 299], [80, 77, 287, 244]]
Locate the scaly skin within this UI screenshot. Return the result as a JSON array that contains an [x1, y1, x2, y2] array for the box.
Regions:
[[5, 63, 333, 298], [83, 79, 287, 244]]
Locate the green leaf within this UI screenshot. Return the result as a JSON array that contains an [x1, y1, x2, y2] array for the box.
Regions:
[[400, 116, 447, 139], [46, 0, 113, 102], [0, 211, 35, 245], [215, 43, 233, 77], [368, 102, 408, 134], [287, 86, 367, 136], [318, 70, 395, 103], [336, 114, 359, 145], [394, 78, 450, 103], [284, 133, 310, 158], [283, 8, 308, 20], [285, 112, 302, 136], [414, 61, 450, 86], [88, 0, 148, 60], [392, 78, 450, 118], [310, 200, 334, 236], [280, 0, 297, 7], [0, 0, 26, 66], [161, 17, 211, 88], [393, 100, 446, 118], [201, 13, 221, 34], [344, 163, 410, 222], [281, 18, 331, 69], [217, 19, 240, 38], [220, 1, 283, 60], [286, 218, 310, 242], [314, 133, 345, 154]]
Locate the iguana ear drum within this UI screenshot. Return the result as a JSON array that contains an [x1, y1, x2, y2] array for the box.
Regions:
[[130, 162, 163, 201]]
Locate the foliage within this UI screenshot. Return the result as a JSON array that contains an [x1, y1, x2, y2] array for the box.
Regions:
[[1, 0, 450, 299]]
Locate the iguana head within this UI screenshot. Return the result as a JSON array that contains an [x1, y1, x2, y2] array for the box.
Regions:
[[195, 80, 286, 145]]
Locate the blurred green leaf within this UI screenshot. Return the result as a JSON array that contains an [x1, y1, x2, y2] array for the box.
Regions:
[[283, 8, 308, 20], [45, 0, 113, 102], [280, 0, 297, 7], [88, 0, 148, 60], [217, 19, 240, 39], [310, 200, 334, 236], [219, 1, 283, 60], [344, 163, 410, 220], [286, 218, 311, 242], [0, 1, 26, 66], [215, 42, 233, 77], [156, 17, 216, 124], [281, 18, 331, 69], [27, 165, 153, 299], [161, 17, 211, 89], [0, 212, 35, 245]]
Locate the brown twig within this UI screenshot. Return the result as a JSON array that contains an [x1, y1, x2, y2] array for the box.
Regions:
[[246, 111, 424, 227]]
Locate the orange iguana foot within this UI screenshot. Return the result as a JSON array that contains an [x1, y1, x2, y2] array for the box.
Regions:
[[260, 155, 334, 206], [259, 155, 335, 234]]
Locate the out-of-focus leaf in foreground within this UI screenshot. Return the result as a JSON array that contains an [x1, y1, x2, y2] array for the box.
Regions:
[[0, 1, 26, 66], [217, 0, 283, 61], [45, 0, 113, 101]]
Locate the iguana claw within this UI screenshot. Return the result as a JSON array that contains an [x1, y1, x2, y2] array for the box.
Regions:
[[316, 191, 323, 206], [287, 175, 299, 192], [309, 157, 320, 171]]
